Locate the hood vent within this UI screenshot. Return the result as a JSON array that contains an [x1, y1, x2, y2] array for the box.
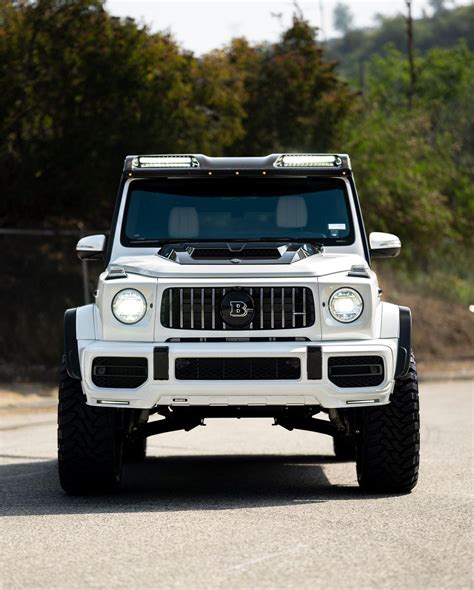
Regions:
[[192, 247, 281, 260], [158, 242, 320, 265]]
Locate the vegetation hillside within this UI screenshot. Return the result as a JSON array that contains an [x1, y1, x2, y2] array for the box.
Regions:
[[325, 5, 474, 83], [0, 1, 472, 376]]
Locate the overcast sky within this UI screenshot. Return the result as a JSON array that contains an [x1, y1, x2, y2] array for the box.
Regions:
[[105, 0, 468, 54]]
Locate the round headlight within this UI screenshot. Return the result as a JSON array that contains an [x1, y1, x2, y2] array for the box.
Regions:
[[112, 289, 147, 324], [329, 288, 363, 323]]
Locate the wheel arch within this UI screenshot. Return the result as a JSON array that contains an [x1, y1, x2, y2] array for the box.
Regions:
[[395, 306, 412, 378], [64, 308, 80, 379], [64, 304, 97, 380]]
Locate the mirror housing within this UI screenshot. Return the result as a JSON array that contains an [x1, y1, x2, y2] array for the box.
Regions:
[[76, 234, 106, 260], [369, 232, 401, 258]]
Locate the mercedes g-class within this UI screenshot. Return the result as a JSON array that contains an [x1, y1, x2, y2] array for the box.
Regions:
[[58, 153, 420, 494]]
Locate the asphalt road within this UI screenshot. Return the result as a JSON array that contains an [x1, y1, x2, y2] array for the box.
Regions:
[[1, 380, 472, 589]]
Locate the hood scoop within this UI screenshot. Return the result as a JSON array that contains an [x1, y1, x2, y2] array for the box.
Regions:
[[158, 242, 320, 265]]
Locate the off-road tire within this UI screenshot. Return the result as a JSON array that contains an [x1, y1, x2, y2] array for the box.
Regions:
[[333, 433, 356, 461], [57, 359, 123, 495], [123, 437, 147, 463], [356, 352, 420, 493]]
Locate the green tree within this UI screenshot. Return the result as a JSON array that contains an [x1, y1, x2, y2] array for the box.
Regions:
[[342, 41, 474, 301], [229, 16, 355, 154], [428, 0, 447, 14], [0, 0, 246, 224], [333, 2, 354, 35]]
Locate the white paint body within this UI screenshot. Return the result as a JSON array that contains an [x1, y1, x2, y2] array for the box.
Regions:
[[76, 176, 402, 409]]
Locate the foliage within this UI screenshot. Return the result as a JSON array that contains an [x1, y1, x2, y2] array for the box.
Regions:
[[333, 2, 354, 35], [227, 17, 355, 155], [342, 40, 474, 302], [325, 4, 474, 83], [0, 0, 245, 224], [0, 0, 472, 305]]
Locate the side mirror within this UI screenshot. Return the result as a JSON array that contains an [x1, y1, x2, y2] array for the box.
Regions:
[[76, 234, 106, 260], [369, 232, 401, 258]]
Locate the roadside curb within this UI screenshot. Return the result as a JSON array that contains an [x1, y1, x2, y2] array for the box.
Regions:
[[419, 374, 474, 383]]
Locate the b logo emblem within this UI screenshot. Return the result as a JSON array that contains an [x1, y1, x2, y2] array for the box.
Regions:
[[230, 301, 249, 317], [220, 291, 255, 327]]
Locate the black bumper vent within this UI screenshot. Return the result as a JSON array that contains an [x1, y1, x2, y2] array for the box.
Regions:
[[92, 357, 148, 388], [175, 357, 301, 380], [161, 287, 315, 330], [328, 356, 384, 388]]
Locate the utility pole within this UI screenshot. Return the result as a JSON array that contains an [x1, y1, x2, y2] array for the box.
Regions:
[[319, 0, 326, 42], [405, 0, 416, 108]]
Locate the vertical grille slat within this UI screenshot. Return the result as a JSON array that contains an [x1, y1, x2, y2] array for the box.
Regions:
[[302, 288, 307, 327], [270, 288, 275, 329], [169, 289, 173, 328], [222, 288, 226, 330], [281, 287, 285, 329], [212, 288, 216, 330], [201, 288, 205, 329], [249, 287, 254, 329], [161, 287, 315, 330], [292, 288, 296, 328]]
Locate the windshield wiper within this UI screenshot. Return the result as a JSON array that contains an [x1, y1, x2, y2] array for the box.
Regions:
[[128, 238, 200, 245], [243, 237, 301, 242], [127, 237, 325, 247]]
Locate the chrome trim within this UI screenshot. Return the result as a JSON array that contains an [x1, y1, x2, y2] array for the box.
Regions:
[[169, 289, 172, 328], [212, 288, 216, 330], [303, 288, 307, 327], [270, 287, 274, 329], [281, 287, 285, 328], [292, 288, 296, 328], [201, 288, 205, 329]]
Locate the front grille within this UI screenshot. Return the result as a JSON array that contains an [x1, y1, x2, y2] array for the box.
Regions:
[[92, 357, 148, 388], [328, 356, 384, 388], [161, 287, 315, 330], [175, 357, 301, 380]]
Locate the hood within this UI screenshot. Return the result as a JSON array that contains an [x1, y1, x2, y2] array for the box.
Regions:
[[110, 251, 368, 279]]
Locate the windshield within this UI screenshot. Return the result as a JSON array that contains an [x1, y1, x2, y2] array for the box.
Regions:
[[121, 178, 354, 245]]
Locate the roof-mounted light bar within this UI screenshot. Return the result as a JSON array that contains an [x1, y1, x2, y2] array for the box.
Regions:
[[274, 154, 342, 168], [132, 155, 200, 169]]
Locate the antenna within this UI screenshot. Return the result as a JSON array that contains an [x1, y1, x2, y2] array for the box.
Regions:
[[318, 0, 326, 41]]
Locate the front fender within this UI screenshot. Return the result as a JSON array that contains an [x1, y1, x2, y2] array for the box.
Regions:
[[395, 306, 412, 378], [64, 304, 97, 380]]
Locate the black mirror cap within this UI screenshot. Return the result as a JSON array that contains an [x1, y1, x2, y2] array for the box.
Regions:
[[77, 249, 104, 261], [370, 246, 401, 258]]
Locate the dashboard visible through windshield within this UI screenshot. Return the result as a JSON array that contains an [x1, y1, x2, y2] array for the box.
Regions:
[[121, 178, 354, 246]]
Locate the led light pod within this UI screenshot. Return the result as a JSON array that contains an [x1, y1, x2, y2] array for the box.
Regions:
[[131, 155, 200, 168], [274, 154, 342, 168]]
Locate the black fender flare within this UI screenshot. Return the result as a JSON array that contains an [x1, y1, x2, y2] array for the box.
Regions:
[[64, 308, 81, 380], [395, 306, 412, 379]]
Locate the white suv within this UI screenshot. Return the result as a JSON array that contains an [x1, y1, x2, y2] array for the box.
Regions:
[[58, 154, 419, 495]]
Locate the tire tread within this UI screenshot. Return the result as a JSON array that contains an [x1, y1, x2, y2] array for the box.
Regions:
[[356, 352, 420, 493], [57, 359, 122, 494]]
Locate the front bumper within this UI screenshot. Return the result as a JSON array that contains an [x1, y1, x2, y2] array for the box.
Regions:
[[78, 339, 398, 409]]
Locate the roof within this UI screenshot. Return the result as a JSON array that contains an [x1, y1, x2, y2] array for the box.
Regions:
[[122, 153, 352, 178]]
